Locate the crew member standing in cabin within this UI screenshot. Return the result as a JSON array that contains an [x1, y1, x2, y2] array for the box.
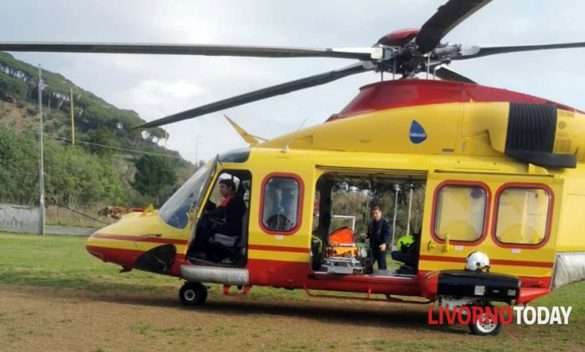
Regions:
[[367, 205, 391, 271]]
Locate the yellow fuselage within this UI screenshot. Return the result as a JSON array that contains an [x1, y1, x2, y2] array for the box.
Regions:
[[87, 80, 585, 302]]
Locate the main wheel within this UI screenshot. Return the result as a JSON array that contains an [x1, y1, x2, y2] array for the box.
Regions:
[[468, 306, 502, 336], [179, 282, 208, 306]]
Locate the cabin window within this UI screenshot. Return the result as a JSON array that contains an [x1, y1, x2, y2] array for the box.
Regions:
[[261, 175, 302, 234], [433, 184, 488, 243], [494, 186, 551, 246]]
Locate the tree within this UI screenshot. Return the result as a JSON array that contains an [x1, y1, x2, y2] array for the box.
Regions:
[[0, 129, 38, 204], [0, 129, 128, 206], [43, 142, 126, 206], [86, 127, 120, 156], [132, 155, 177, 206]]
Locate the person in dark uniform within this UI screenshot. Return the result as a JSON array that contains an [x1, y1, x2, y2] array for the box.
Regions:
[[190, 178, 246, 261], [366, 205, 391, 271], [214, 179, 246, 237]]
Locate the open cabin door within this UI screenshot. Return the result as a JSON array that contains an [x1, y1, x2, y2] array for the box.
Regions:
[[180, 159, 220, 258], [419, 170, 560, 285], [312, 167, 426, 276], [184, 165, 252, 268]]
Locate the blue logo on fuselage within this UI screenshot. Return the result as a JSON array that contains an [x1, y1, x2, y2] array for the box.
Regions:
[[409, 120, 427, 144]]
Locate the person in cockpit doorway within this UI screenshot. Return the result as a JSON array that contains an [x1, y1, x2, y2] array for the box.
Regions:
[[190, 178, 246, 263]]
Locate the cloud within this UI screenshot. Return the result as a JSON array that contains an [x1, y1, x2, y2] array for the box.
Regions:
[[125, 79, 206, 119], [3, 0, 585, 163]]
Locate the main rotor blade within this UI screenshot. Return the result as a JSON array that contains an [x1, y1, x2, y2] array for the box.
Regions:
[[434, 66, 475, 83], [416, 0, 492, 53], [136, 62, 371, 129], [453, 42, 585, 60], [0, 42, 371, 60]]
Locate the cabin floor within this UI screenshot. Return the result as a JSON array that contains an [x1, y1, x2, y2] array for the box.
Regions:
[[313, 265, 417, 278]]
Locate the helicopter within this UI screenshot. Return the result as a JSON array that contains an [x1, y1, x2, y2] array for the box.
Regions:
[[3, 0, 585, 336]]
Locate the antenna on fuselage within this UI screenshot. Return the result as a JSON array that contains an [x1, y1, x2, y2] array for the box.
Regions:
[[282, 117, 310, 153]]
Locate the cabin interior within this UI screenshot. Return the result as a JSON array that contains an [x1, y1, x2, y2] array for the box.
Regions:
[[311, 171, 426, 277]]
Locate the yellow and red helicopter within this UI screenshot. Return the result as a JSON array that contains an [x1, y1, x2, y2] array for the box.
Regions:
[[4, 0, 585, 335]]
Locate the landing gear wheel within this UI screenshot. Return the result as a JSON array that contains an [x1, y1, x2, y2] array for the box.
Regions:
[[179, 282, 208, 306], [468, 305, 502, 336]]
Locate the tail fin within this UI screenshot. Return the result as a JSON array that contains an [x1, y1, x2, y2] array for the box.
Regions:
[[224, 115, 266, 145]]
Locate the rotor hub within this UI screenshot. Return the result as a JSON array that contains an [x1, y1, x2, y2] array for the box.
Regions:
[[377, 28, 419, 47]]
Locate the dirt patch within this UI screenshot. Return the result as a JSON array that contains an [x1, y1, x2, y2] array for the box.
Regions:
[[0, 285, 449, 352], [0, 101, 34, 130], [0, 284, 581, 352]]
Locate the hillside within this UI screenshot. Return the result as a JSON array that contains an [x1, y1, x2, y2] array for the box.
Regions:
[[0, 52, 175, 154], [0, 52, 194, 208]]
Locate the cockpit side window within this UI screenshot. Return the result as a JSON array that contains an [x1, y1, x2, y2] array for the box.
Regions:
[[159, 162, 214, 229]]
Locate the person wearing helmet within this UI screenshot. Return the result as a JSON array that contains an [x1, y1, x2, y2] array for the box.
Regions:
[[189, 177, 246, 262], [366, 205, 391, 271]]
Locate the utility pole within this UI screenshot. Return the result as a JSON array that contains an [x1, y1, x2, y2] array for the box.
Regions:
[[69, 88, 75, 145], [38, 66, 46, 236]]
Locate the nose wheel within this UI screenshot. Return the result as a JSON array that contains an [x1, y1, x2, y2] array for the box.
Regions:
[[179, 282, 208, 306]]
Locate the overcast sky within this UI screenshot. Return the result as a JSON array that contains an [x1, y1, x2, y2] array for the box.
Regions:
[[2, 0, 585, 163]]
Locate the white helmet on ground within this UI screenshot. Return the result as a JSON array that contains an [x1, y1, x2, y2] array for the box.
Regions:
[[466, 251, 490, 272]]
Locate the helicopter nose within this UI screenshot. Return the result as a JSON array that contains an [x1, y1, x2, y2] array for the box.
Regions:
[[84, 209, 176, 271], [85, 230, 138, 270], [86, 231, 107, 262]]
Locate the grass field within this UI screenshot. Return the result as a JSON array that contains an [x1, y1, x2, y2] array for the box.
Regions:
[[1, 232, 584, 352]]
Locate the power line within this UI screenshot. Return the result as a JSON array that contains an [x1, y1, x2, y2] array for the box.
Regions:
[[51, 136, 184, 159]]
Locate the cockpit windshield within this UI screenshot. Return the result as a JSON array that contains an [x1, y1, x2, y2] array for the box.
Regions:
[[160, 160, 215, 228]]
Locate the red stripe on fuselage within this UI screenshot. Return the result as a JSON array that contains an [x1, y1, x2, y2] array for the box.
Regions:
[[86, 244, 143, 268], [86, 245, 186, 276], [419, 255, 554, 268], [246, 258, 420, 296], [91, 233, 188, 245], [248, 244, 309, 253], [84, 247, 551, 301]]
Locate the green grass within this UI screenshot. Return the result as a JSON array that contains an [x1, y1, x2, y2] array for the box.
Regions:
[[0, 232, 178, 292], [2, 231, 584, 306], [0, 232, 306, 300], [1, 231, 585, 352]]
